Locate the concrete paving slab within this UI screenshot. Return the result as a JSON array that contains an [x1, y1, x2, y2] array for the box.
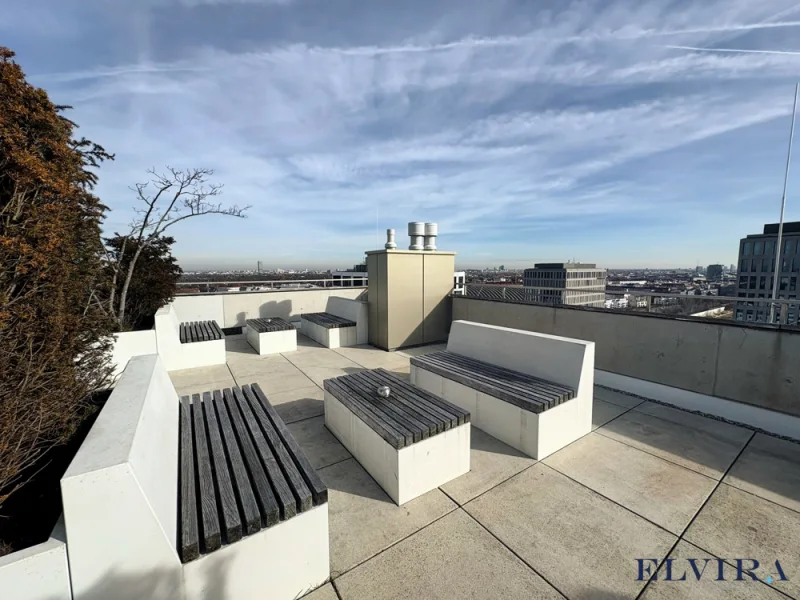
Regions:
[[264, 385, 325, 424], [173, 378, 237, 399], [335, 509, 562, 600], [244, 371, 318, 396], [725, 433, 800, 513], [169, 364, 233, 388], [543, 433, 717, 534], [597, 403, 751, 479], [293, 365, 366, 388], [395, 343, 447, 358], [288, 415, 352, 470], [286, 348, 364, 369], [300, 583, 338, 600], [227, 356, 300, 380], [295, 333, 326, 352], [332, 345, 411, 371], [319, 458, 456, 577], [593, 398, 630, 430], [466, 464, 676, 599], [685, 483, 799, 598], [640, 540, 785, 600], [440, 428, 535, 505], [594, 386, 647, 409]]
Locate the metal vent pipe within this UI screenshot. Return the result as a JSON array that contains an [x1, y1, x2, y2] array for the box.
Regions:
[[408, 222, 424, 250]]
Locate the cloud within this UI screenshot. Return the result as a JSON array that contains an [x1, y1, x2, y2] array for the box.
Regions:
[[14, 0, 800, 267]]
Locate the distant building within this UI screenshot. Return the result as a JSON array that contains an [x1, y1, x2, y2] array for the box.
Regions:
[[523, 263, 606, 307], [735, 222, 799, 324], [706, 264, 724, 281], [332, 264, 368, 287], [453, 271, 466, 295]]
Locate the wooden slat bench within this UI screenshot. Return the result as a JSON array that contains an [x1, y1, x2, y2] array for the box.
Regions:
[[323, 368, 470, 505], [179, 320, 225, 344], [409, 320, 594, 460], [245, 318, 297, 355], [301, 312, 357, 348], [410, 351, 575, 413], [179, 383, 327, 563]]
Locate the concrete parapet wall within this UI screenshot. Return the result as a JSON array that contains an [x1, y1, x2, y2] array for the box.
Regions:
[[0, 518, 71, 600], [453, 297, 800, 417], [173, 288, 365, 328]]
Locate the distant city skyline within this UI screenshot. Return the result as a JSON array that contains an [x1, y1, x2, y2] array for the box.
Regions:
[[5, 0, 800, 267]]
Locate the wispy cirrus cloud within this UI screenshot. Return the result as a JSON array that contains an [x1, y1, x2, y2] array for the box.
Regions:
[[8, 0, 800, 268]]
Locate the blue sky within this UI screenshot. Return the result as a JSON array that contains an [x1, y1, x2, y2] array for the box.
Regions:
[[4, 0, 800, 270]]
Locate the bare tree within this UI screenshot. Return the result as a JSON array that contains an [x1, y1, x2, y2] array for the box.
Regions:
[[110, 167, 249, 327]]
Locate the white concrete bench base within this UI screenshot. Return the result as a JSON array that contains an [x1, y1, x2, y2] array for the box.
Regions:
[[183, 505, 329, 600], [155, 304, 226, 371], [302, 319, 357, 349], [411, 364, 591, 460], [324, 389, 470, 505], [246, 327, 297, 355]]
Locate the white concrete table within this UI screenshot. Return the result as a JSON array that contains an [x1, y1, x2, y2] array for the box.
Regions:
[[323, 368, 471, 505], [301, 312, 357, 348], [245, 317, 297, 355]]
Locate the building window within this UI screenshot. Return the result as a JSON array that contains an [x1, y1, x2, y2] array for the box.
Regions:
[[759, 276, 766, 290], [749, 276, 757, 290], [754, 241, 764, 254], [743, 241, 752, 255], [791, 277, 797, 292], [751, 259, 758, 272], [740, 259, 748, 272], [762, 258, 773, 272], [739, 275, 747, 287], [780, 276, 789, 291], [765, 240, 775, 254], [783, 239, 796, 254], [783, 258, 791, 272]]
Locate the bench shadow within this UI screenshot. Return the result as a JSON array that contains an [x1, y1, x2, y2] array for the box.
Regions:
[[259, 299, 293, 321], [46, 557, 230, 600]]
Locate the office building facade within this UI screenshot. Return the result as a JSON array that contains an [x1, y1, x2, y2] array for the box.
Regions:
[[706, 264, 724, 281], [735, 222, 799, 324], [523, 263, 606, 307]]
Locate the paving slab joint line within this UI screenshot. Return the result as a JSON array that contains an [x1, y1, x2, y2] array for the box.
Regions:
[[596, 384, 800, 444], [331, 578, 344, 600], [590, 427, 721, 483], [328, 505, 461, 582], [461, 509, 569, 599], [538, 461, 678, 539], [632, 430, 757, 600]]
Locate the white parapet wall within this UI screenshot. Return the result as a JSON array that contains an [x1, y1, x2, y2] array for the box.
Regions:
[[0, 517, 71, 600], [412, 321, 594, 460], [61, 354, 183, 600], [109, 330, 157, 380], [154, 304, 226, 371], [324, 390, 470, 505], [183, 505, 329, 600]]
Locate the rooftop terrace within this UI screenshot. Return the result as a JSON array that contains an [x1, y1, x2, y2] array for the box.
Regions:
[[169, 331, 800, 600]]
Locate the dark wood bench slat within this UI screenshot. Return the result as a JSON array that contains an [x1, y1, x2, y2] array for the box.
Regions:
[[248, 384, 328, 505], [353, 370, 445, 435], [179, 320, 225, 343], [333, 375, 424, 445], [222, 388, 281, 528], [429, 351, 574, 405], [414, 353, 552, 411], [416, 353, 555, 409], [230, 387, 299, 521], [301, 312, 356, 329], [440, 351, 575, 400], [179, 397, 199, 563], [179, 323, 186, 344], [202, 391, 242, 546], [212, 390, 263, 536], [247, 317, 294, 333], [191, 394, 221, 553], [324, 378, 408, 450], [210, 321, 224, 339], [361, 369, 463, 431], [371, 368, 472, 427], [237, 387, 313, 514]]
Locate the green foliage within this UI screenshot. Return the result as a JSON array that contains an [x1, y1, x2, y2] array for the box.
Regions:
[[106, 234, 182, 330]]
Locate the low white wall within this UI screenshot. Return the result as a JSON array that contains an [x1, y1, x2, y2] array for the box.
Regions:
[[110, 330, 157, 380], [170, 295, 225, 325], [326, 296, 369, 345], [0, 518, 71, 600], [216, 288, 365, 328], [61, 354, 182, 600]]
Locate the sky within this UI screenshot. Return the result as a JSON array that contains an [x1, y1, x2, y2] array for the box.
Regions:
[[3, 0, 800, 270]]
